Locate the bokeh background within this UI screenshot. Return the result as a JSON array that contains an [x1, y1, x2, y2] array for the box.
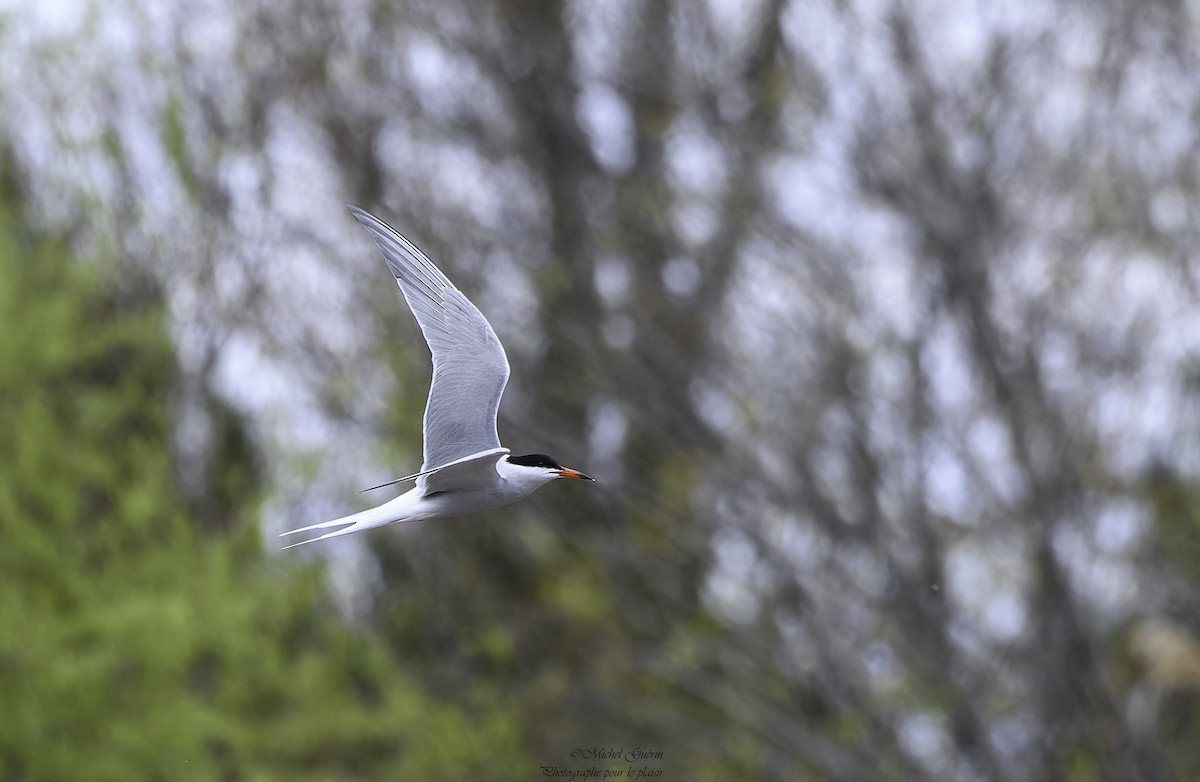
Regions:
[[2, 1, 1200, 780]]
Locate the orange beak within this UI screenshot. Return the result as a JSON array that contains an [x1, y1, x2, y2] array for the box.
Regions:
[[555, 467, 595, 482]]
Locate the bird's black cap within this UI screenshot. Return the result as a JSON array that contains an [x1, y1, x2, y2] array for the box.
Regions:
[[507, 453, 563, 470]]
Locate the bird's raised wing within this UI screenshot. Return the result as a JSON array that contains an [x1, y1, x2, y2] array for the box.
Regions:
[[349, 206, 511, 472]]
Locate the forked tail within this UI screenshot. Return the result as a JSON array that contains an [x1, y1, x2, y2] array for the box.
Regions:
[[279, 498, 409, 550]]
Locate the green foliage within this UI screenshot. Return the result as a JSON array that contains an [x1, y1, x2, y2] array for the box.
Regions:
[[0, 195, 526, 781]]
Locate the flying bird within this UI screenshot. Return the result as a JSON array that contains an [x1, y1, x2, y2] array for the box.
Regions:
[[281, 206, 593, 549]]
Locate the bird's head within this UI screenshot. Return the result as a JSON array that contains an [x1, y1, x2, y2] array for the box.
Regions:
[[504, 453, 595, 485]]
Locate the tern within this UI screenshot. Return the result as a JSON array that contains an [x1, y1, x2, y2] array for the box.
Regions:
[[281, 206, 594, 549]]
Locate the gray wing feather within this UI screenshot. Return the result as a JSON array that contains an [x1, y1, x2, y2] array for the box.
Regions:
[[348, 206, 511, 473]]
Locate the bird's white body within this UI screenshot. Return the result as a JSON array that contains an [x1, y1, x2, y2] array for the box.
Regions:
[[280, 207, 593, 549], [284, 453, 563, 547]]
